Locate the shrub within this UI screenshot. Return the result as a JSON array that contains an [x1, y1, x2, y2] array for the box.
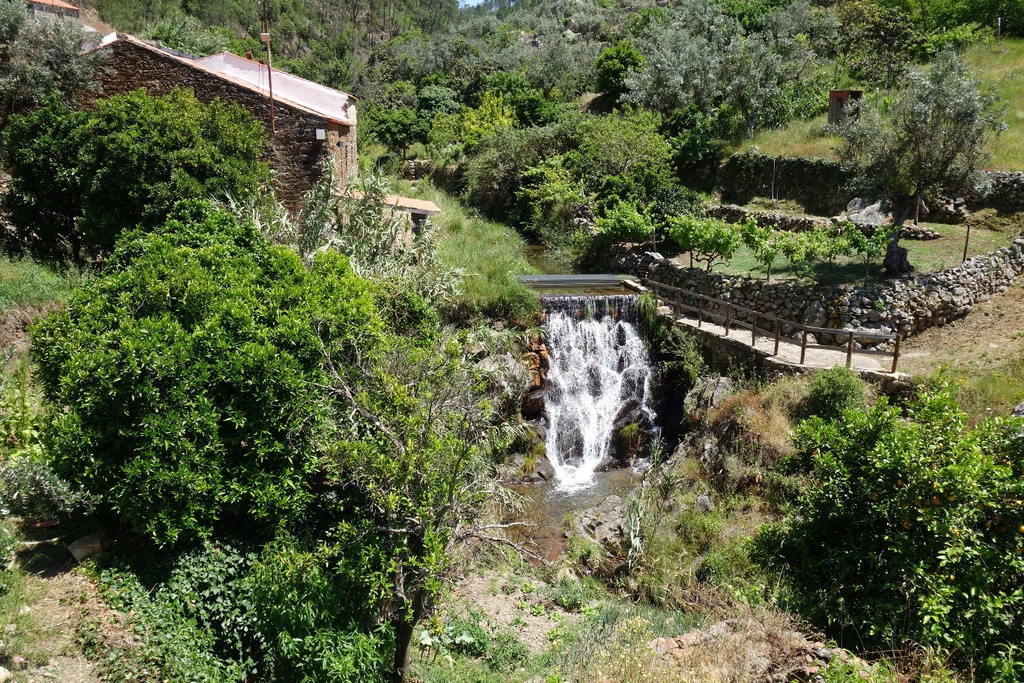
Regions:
[[756, 387, 1024, 674], [30, 202, 383, 543], [3, 88, 268, 262], [798, 367, 866, 421]]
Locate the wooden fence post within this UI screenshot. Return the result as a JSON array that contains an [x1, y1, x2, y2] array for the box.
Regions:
[[846, 330, 855, 369], [774, 319, 782, 356], [800, 330, 808, 365], [891, 335, 902, 373]]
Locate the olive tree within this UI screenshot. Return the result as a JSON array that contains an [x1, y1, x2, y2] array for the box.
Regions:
[[0, 0, 94, 131], [839, 50, 1005, 275]]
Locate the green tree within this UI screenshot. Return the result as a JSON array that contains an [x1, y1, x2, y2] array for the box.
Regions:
[[319, 333, 514, 683], [666, 215, 743, 271], [0, 0, 95, 130], [740, 218, 780, 279], [29, 202, 381, 543], [840, 50, 1004, 274], [3, 88, 268, 262], [369, 106, 425, 158], [594, 40, 645, 102]]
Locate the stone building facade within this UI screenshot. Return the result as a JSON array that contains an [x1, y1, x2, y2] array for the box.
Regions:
[[85, 34, 357, 208], [27, 0, 80, 20]]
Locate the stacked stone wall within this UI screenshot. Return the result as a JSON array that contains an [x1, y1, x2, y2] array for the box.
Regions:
[[613, 237, 1024, 348], [88, 39, 357, 209]]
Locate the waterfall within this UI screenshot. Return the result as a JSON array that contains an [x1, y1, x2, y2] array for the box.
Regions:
[[541, 295, 656, 491]]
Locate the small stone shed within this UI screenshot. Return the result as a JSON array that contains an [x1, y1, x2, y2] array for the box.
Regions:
[[27, 0, 80, 20], [85, 33, 358, 208]]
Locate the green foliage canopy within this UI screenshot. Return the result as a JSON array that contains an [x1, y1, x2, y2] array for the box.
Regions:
[[30, 203, 382, 543], [3, 88, 268, 263], [758, 388, 1024, 675]]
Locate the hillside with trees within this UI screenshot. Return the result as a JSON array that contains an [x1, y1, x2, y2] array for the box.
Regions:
[[0, 1, 1023, 682]]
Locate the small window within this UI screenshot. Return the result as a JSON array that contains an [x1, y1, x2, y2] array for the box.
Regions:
[[315, 129, 326, 140]]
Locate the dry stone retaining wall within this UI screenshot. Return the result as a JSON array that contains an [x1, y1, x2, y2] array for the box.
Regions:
[[613, 237, 1024, 348]]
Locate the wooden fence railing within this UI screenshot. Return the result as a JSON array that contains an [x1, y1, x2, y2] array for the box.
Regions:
[[647, 280, 902, 373]]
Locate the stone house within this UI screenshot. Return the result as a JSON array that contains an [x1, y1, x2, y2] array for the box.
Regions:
[[85, 33, 358, 208], [27, 0, 80, 20]]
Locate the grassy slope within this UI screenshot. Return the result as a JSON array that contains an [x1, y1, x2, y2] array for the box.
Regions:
[[398, 181, 540, 322], [725, 38, 1024, 170]]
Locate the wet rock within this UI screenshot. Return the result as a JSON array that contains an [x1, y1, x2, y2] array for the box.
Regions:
[[572, 495, 627, 554], [522, 390, 546, 420]]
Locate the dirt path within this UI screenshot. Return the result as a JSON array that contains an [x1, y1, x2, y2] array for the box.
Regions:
[[6, 522, 137, 683], [899, 277, 1024, 377]]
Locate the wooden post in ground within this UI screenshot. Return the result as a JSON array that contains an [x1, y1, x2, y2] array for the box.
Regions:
[[800, 330, 808, 365], [724, 304, 731, 336], [846, 330, 855, 368], [751, 313, 757, 346], [698, 298, 704, 329], [891, 335, 902, 373], [676, 289, 682, 318], [774, 319, 782, 356]]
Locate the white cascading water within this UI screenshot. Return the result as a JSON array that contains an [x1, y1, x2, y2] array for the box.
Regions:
[[542, 296, 655, 491]]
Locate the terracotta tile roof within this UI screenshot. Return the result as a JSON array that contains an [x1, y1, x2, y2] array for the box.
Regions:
[[29, 0, 80, 10], [86, 33, 355, 126], [342, 190, 442, 215]]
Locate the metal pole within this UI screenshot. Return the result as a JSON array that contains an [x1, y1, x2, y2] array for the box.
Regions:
[[800, 330, 808, 365], [262, 0, 276, 135], [751, 313, 757, 346], [724, 304, 731, 336], [846, 331, 855, 369], [891, 335, 902, 373], [774, 319, 781, 356]]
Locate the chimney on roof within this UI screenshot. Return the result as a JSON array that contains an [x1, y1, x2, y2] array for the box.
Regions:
[[245, 50, 254, 60]]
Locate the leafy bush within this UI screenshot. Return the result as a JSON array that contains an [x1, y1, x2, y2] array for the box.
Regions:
[[0, 458, 98, 519], [798, 367, 866, 421], [30, 202, 382, 543], [96, 541, 266, 682], [595, 201, 655, 244], [547, 577, 595, 612], [3, 88, 268, 262], [756, 388, 1024, 674]]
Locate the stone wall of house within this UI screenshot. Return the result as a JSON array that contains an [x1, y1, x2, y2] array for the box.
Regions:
[[88, 39, 357, 209], [613, 237, 1024, 348]]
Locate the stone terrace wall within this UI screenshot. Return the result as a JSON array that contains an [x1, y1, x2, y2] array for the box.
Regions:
[[718, 152, 853, 216], [88, 39, 358, 209], [717, 153, 1024, 219], [975, 172, 1024, 213], [613, 237, 1024, 348]]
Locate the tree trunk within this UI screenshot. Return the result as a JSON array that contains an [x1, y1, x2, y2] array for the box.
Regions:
[[391, 616, 415, 683], [882, 228, 913, 276]]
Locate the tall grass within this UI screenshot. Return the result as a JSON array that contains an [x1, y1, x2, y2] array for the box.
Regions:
[[398, 181, 540, 324], [0, 258, 75, 312], [966, 38, 1024, 171]]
